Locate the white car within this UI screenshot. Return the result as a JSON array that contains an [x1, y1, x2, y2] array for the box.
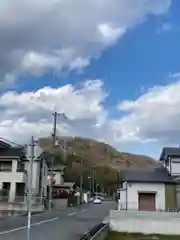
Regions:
[[93, 197, 102, 204]]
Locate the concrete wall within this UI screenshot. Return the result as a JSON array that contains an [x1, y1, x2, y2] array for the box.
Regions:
[[53, 199, 68, 209], [0, 202, 44, 212], [109, 210, 180, 235], [120, 182, 165, 210]]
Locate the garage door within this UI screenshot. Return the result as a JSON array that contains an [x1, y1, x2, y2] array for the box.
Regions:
[[138, 192, 156, 211]]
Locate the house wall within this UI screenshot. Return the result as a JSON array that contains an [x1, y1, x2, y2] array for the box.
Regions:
[[163, 157, 180, 176], [0, 144, 48, 202], [0, 159, 26, 202], [120, 182, 165, 210], [169, 158, 180, 176], [165, 184, 177, 211]]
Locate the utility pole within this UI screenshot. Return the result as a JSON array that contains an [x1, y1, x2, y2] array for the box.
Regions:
[[40, 157, 45, 204], [49, 112, 67, 209], [92, 170, 95, 194], [88, 176, 92, 195], [63, 139, 67, 162], [49, 112, 58, 210], [80, 158, 83, 204], [27, 136, 35, 240]]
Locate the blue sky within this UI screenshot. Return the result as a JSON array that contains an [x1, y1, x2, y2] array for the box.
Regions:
[[1, 0, 180, 159]]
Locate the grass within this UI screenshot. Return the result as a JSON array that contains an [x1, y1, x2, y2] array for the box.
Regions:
[[105, 232, 180, 240]]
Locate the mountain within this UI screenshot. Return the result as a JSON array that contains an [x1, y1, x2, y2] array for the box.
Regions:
[[38, 136, 160, 190]]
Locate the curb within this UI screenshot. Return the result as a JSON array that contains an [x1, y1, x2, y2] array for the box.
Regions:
[[21, 210, 44, 216]]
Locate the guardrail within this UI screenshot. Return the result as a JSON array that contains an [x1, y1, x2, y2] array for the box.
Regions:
[[80, 223, 109, 240]]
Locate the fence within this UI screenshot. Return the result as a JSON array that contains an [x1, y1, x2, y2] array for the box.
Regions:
[[109, 210, 180, 235], [118, 201, 180, 212], [80, 223, 109, 240], [0, 195, 44, 204]]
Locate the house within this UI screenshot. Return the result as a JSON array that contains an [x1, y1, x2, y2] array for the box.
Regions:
[[119, 167, 177, 211], [48, 164, 65, 185], [159, 147, 180, 178], [0, 142, 26, 202], [0, 140, 49, 203]]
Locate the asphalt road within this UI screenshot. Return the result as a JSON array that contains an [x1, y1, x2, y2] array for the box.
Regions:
[[0, 201, 116, 240]]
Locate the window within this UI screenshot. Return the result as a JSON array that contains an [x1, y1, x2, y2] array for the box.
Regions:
[[17, 162, 25, 172], [164, 158, 169, 167], [0, 161, 12, 172]]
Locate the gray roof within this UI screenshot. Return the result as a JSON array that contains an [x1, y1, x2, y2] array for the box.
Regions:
[[159, 147, 180, 161], [0, 140, 11, 148], [120, 167, 176, 184]]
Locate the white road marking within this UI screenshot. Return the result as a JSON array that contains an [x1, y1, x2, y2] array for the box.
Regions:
[[0, 217, 58, 236], [81, 209, 88, 212], [32, 217, 58, 226], [68, 212, 76, 216]]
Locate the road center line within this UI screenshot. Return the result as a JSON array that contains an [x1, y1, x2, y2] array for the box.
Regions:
[[81, 209, 88, 212], [68, 212, 76, 216], [0, 217, 58, 236]]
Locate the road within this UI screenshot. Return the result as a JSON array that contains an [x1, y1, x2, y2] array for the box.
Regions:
[[0, 201, 116, 240]]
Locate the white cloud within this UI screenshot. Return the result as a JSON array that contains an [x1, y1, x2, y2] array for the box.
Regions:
[[0, 0, 171, 86], [112, 75, 180, 145], [1, 75, 180, 148], [0, 79, 110, 143]]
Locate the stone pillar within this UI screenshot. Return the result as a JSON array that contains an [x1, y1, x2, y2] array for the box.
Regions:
[[9, 182, 16, 202]]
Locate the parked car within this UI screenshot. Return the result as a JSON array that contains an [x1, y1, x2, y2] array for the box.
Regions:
[[93, 197, 102, 204]]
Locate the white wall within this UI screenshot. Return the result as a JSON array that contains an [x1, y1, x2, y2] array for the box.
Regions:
[[54, 172, 64, 185], [170, 158, 180, 176], [120, 182, 165, 211], [110, 210, 180, 235]]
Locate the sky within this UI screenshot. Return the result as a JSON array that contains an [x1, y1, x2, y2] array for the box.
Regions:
[[0, 0, 180, 159]]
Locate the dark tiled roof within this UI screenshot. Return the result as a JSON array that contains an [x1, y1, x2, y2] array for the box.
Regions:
[[159, 147, 180, 161], [0, 147, 23, 158], [120, 167, 176, 184], [0, 140, 11, 148]]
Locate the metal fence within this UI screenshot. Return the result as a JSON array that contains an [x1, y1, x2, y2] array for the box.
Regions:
[[80, 223, 109, 240], [118, 202, 180, 212]]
